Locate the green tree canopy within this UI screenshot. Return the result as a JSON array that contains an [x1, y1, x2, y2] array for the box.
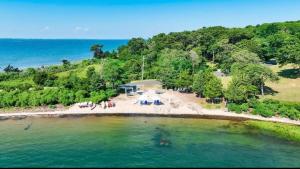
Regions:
[[203, 76, 223, 103], [90, 44, 105, 59]]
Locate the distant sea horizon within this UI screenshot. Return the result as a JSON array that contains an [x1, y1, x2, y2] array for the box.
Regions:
[[0, 39, 128, 70]]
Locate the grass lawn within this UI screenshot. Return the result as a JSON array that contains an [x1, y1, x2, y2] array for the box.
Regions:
[[0, 63, 102, 88], [261, 64, 300, 102], [55, 64, 101, 78], [218, 64, 299, 103]]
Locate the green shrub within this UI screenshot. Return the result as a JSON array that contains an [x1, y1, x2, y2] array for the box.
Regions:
[[248, 98, 259, 108], [284, 107, 300, 120], [240, 103, 249, 112], [228, 103, 242, 113], [252, 103, 275, 117], [278, 106, 290, 118], [228, 103, 249, 114], [106, 89, 118, 98], [90, 91, 107, 103]]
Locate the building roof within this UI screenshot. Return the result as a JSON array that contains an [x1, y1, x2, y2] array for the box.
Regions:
[[119, 83, 137, 89]]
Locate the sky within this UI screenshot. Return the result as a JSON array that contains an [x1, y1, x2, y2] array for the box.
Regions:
[[0, 0, 300, 39]]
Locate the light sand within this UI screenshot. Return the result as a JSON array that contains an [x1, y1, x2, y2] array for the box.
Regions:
[[0, 89, 300, 126]]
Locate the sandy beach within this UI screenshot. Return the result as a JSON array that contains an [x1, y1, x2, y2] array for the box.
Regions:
[[1, 89, 300, 126]]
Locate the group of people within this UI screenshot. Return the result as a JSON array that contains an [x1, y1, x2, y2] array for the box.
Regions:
[[78, 102, 94, 108], [100, 100, 115, 109], [78, 101, 115, 110]]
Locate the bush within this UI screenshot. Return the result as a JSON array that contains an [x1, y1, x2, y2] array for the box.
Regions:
[[278, 106, 290, 118], [75, 90, 89, 103], [106, 89, 118, 98], [58, 89, 75, 106], [286, 108, 300, 120], [279, 106, 300, 120], [252, 103, 275, 117], [90, 91, 107, 103], [227, 103, 249, 114], [248, 98, 259, 108], [240, 103, 249, 112]]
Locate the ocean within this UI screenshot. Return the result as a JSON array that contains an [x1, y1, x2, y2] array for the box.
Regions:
[[0, 39, 128, 69], [0, 116, 300, 168]]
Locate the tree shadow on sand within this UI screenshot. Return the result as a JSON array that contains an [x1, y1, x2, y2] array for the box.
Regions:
[[264, 86, 279, 96], [278, 68, 300, 79]]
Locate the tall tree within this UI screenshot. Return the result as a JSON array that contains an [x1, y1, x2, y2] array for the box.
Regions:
[[225, 77, 257, 103], [102, 59, 124, 89], [90, 44, 105, 59], [231, 63, 279, 96], [192, 70, 214, 97], [203, 76, 223, 103]]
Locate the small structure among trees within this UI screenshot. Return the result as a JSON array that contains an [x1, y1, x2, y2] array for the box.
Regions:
[[119, 83, 138, 96]]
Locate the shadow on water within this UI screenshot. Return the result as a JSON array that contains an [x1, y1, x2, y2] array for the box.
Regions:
[[152, 126, 172, 148]]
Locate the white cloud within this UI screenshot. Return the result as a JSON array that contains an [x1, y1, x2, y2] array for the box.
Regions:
[[41, 26, 50, 31], [74, 26, 89, 33]]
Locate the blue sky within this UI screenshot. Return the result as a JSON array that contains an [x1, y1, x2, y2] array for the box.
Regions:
[[0, 0, 299, 39]]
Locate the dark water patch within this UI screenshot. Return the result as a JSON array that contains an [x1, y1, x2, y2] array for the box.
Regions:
[[24, 122, 33, 131], [153, 126, 172, 148], [0, 116, 9, 121]]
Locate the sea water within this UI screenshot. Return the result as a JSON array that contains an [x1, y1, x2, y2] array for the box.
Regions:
[[0, 39, 128, 69], [0, 116, 299, 168]]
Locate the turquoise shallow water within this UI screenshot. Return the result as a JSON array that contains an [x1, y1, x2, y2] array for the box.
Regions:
[[0, 39, 128, 69], [0, 116, 300, 168]]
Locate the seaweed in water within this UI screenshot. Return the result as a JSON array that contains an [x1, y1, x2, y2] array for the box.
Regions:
[[24, 122, 33, 131], [152, 127, 172, 147]]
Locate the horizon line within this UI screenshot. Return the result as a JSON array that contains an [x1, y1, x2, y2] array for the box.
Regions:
[[1, 20, 299, 40], [0, 38, 130, 40]]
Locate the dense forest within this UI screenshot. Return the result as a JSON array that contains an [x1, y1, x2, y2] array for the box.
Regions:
[[0, 20, 299, 119]]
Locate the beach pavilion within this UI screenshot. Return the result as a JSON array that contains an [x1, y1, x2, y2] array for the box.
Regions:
[[119, 83, 138, 95]]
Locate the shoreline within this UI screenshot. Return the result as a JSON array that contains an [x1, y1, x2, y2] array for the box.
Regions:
[[1, 91, 299, 126], [1, 106, 300, 126]]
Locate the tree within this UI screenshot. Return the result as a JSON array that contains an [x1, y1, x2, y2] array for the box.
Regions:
[[127, 38, 147, 55], [3, 64, 21, 73], [61, 59, 71, 69], [102, 59, 124, 89], [203, 76, 223, 103], [192, 70, 214, 97], [90, 44, 105, 59], [277, 35, 300, 69], [245, 64, 278, 96], [231, 49, 261, 64], [157, 49, 193, 89], [225, 77, 257, 103], [175, 70, 193, 89], [231, 63, 279, 96], [189, 49, 205, 73]]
